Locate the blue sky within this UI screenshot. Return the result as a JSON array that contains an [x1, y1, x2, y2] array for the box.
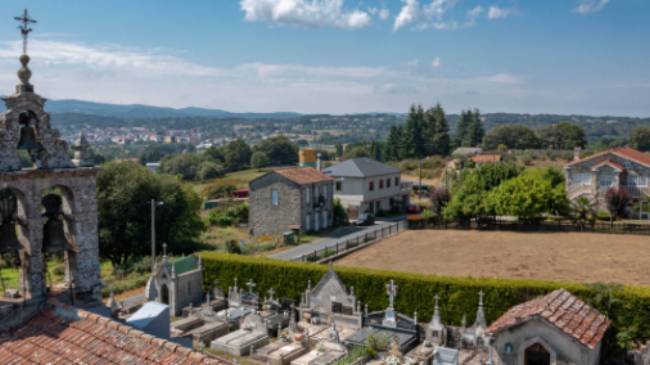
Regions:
[[0, 0, 647, 116]]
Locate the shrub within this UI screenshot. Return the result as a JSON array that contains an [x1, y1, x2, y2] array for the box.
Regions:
[[207, 204, 249, 227], [225, 240, 242, 254], [200, 253, 650, 356], [203, 183, 237, 200], [197, 161, 225, 180]]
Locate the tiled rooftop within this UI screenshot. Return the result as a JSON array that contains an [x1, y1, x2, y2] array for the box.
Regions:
[[275, 167, 333, 185], [487, 289, 610, 350], [0, 302, 230, 365]]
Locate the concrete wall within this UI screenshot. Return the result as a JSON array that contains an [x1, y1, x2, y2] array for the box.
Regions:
[[492, 318, 600, 365]]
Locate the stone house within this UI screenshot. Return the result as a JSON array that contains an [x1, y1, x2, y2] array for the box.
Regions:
[[322, 158, 409, 218], [564, 147, 650, 215], [249, 167, 334, 236], [488, 289, 610, 365]]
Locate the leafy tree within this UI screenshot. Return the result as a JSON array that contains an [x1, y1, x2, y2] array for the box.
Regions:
[[335, 143, 344, 158], [605, 187, 630, 222], [159, 153, 202, 180], [97, 161, 204, 267], [139, 143, 190, 164], [444, 163, 522, 222], [204, 146, 225, 163], [253, 135, 299, 166], [250, 151, 271, 169], [482, 125, 540, 150], [223, 139, 252, 171], [630, 127, 650, 151], [425, 103, 450, 156], [537, 122, 587, 150], [487, 168, 569, 223], [343, 144, 370, 159], [197, 161, 225, 180], [333, 198, 349, 226], [384, 125, 403, 161], [430, 187, 450, 218]]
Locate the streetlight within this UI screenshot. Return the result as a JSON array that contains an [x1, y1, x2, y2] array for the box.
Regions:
[[150, 199, 164, 271]]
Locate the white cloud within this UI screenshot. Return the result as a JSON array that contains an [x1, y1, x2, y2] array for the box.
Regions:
[[404, 58, 420, 67], [369, 7, 390, 21], [394, 0, 420, 31], [239, 0, 372, 29], [393, 0, 483, 31], [431, 57, 441, 69], [574, 0, 610, 14], [487, 6, 515, 20], [484, 73, 521, 84]]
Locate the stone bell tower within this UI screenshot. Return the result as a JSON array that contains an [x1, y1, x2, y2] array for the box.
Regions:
[[0, 10, 102, 329]]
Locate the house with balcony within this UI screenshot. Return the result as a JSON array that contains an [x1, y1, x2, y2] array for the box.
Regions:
[[249, 167, 334, 236], [322, 158, 409, 218], [564, 147, 650, 215]]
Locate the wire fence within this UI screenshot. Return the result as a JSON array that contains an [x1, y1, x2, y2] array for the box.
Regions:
[[295, 221, 406, 263]]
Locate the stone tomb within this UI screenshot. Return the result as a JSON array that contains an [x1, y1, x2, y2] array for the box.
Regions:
[[290, 323, 348, 365], [216, 278, 258, 327], [346, 280, 420, 354], [210, 311, 270, 356], [253, 339, 309, 365], [170, 294, 230, 348], [297, 265, 363, 345]]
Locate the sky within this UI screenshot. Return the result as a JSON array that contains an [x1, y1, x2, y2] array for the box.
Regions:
[[0, 0, 647, 116]]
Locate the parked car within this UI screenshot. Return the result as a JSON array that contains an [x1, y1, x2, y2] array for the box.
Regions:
[[353, 213, 375, 226], [406, 204, 421, 214]]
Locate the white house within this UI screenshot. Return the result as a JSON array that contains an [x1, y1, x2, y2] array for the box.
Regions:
[[322, 158, 409, 218]]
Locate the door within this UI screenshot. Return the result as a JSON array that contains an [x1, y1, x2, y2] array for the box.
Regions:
[[524, 343, 550, 365], [161, 284, 170, 304]]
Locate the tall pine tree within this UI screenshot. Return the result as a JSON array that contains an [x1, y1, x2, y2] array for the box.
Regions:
[[426, 103, 450, 156], [402, 105, 426, 158], [384, 125, 403, 161]]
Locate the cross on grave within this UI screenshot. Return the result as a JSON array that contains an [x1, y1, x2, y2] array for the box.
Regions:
[[386, 279, 398, 309], [434, 294, 440, 308], [162, 243, 167, 257], [14, 9, 36, 55], [267, 287, 275, 300], [479, 290, 485, 306], [246, 279, 256, 293]]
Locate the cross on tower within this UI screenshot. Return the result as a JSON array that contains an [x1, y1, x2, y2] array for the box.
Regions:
[[14, 9, 37, 55], [246, 278, 256, 293], [386, 279, 398, 309]]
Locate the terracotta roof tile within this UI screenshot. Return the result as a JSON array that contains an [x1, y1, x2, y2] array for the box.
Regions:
[[274, 167, 333, 185], [487, 289, 610, 349], [567, 146, 650, 167], [0, 305, 231, 365], [471, 154, 502, 164]]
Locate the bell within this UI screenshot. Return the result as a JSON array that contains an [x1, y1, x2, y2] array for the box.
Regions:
[[42, 216, 69, 254], [41, 194, 69, 254], [0, 222, 23, 253], [17, 125, 39, 151]]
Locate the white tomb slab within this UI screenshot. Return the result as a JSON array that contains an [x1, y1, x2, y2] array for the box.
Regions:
[[290, 341, 348, 365], [210, 312, 270, 356], [254, 340, 309, 365]]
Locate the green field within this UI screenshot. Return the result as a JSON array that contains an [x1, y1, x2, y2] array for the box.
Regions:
[[192, 168, 269, 197]]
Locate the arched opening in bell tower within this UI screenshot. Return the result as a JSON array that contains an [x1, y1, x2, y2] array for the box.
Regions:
[[0, 188, 29, 300]]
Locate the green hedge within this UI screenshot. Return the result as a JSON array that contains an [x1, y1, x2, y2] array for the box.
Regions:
[[200, 252, 650, 356]]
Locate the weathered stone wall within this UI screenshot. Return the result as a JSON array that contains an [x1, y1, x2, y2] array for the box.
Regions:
[[0, 168, 102, 303], [173, 269, 203, 316], [249, 174, 302, 237]]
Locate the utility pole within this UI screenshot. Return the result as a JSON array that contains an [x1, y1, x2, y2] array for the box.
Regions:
[[418, 159, 423, 200], [151, 199, 156, 271]]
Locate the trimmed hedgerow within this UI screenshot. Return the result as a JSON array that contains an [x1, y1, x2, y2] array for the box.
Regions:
[[200, 252, 650, 356]]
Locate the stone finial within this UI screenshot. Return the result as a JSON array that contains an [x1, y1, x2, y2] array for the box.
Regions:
[[17, 54, 33, 93], [473, 291, 487, 332], [108, 290, 120, 316], [72, 133, 94, 167]]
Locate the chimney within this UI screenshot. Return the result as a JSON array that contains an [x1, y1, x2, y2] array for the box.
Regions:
[[316, 153, 322, 171], [573, 147, 581, 162]]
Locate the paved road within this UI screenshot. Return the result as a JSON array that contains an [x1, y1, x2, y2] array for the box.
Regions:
[[271, 218, 404, 261]]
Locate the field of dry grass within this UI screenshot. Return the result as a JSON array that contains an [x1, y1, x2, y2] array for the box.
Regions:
[[336, 230, 650, 287]]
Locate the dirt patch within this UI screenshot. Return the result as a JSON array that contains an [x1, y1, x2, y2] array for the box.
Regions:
[[336, 230, 650, 287]]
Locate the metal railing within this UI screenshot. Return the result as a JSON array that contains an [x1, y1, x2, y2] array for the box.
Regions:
[[296, 221, 406, 263]]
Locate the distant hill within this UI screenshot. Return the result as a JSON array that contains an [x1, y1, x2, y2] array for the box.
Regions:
[[0, 99, 301, 120]]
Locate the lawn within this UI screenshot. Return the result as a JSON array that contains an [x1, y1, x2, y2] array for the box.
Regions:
[[192, 168, 269, 197], [336, 229, 650, 287]]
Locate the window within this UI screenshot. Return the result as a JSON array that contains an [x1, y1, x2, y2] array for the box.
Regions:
[[627, 174, 648, 187], [379, 179, 384, 189], [573, 173, 592, 186], [305, 187, 310, 204], [305, 213, 310, 231], [395, 177, 400, 186], [271, 190, 279, 206], [336, 181, 342, 191], [598, 175, 614, 188], [369, 181, 374, 191], [387, 178, 391, 188]]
